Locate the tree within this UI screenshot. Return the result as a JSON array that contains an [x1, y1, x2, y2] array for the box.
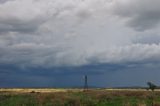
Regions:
[[147, 82, 157, 91]]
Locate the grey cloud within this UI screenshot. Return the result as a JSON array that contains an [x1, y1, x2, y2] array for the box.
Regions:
[[1, 42, 160, 68], [0, 0, 95, 34], [112, 0, 160, 31], [0, 0, 160, 69], [0, 0, 13, 4], [0, 0, 49, 33], [0, 20, 43, 33], [87, 44, 160, 65], [133, 34, 160, 44]]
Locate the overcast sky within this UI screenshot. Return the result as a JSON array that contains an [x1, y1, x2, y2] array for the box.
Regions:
[[1, 0, 160, 87]]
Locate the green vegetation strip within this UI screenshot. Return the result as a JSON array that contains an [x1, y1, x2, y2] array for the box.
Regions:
[[1, 90, 160, 106]]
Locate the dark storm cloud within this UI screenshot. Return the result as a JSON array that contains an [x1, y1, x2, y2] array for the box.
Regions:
[[1, 63, 160, 87]]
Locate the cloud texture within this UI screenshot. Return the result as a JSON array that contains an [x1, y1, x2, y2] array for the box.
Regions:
[[0, 0, 160, 69]]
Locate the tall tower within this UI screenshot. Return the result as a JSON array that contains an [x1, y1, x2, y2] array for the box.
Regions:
[[84, 75, 88, 91]]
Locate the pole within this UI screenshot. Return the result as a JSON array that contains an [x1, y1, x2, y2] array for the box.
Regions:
[[84, 75, 88, 91]]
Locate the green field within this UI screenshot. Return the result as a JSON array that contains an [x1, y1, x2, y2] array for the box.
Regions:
[[0, 89, 160, 106]]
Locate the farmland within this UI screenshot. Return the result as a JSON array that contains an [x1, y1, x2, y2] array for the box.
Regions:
[[0, 88, 160, 106]]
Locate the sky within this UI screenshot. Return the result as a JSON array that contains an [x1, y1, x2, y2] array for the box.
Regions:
[[1, 0, 160, 88]]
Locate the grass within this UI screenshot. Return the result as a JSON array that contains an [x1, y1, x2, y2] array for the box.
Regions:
[[1, 89, 160, 106]]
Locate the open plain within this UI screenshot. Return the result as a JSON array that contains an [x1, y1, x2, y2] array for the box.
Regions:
[[1, 88, 160, 106]]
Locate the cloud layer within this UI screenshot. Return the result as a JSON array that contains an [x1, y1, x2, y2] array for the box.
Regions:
[[112, 0, 160, 31], [0, 0, 160, 69]]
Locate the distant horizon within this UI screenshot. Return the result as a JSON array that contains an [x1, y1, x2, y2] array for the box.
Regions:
[[0, 85, 152, 89], [0, 81, 152, 88]]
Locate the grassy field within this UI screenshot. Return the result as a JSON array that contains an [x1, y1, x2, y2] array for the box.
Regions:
[[1, 89, 160, 106]]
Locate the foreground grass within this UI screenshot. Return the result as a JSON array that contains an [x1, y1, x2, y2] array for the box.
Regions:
[[1, 90, 160, 106]]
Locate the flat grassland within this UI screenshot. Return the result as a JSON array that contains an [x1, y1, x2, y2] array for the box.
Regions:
[[0, 88, 160, 106]]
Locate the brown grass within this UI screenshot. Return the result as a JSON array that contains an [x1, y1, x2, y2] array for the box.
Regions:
[[1, 89, 160, 106]]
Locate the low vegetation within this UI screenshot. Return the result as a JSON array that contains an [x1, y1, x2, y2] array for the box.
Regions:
[[1, 89, 160, 106]]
